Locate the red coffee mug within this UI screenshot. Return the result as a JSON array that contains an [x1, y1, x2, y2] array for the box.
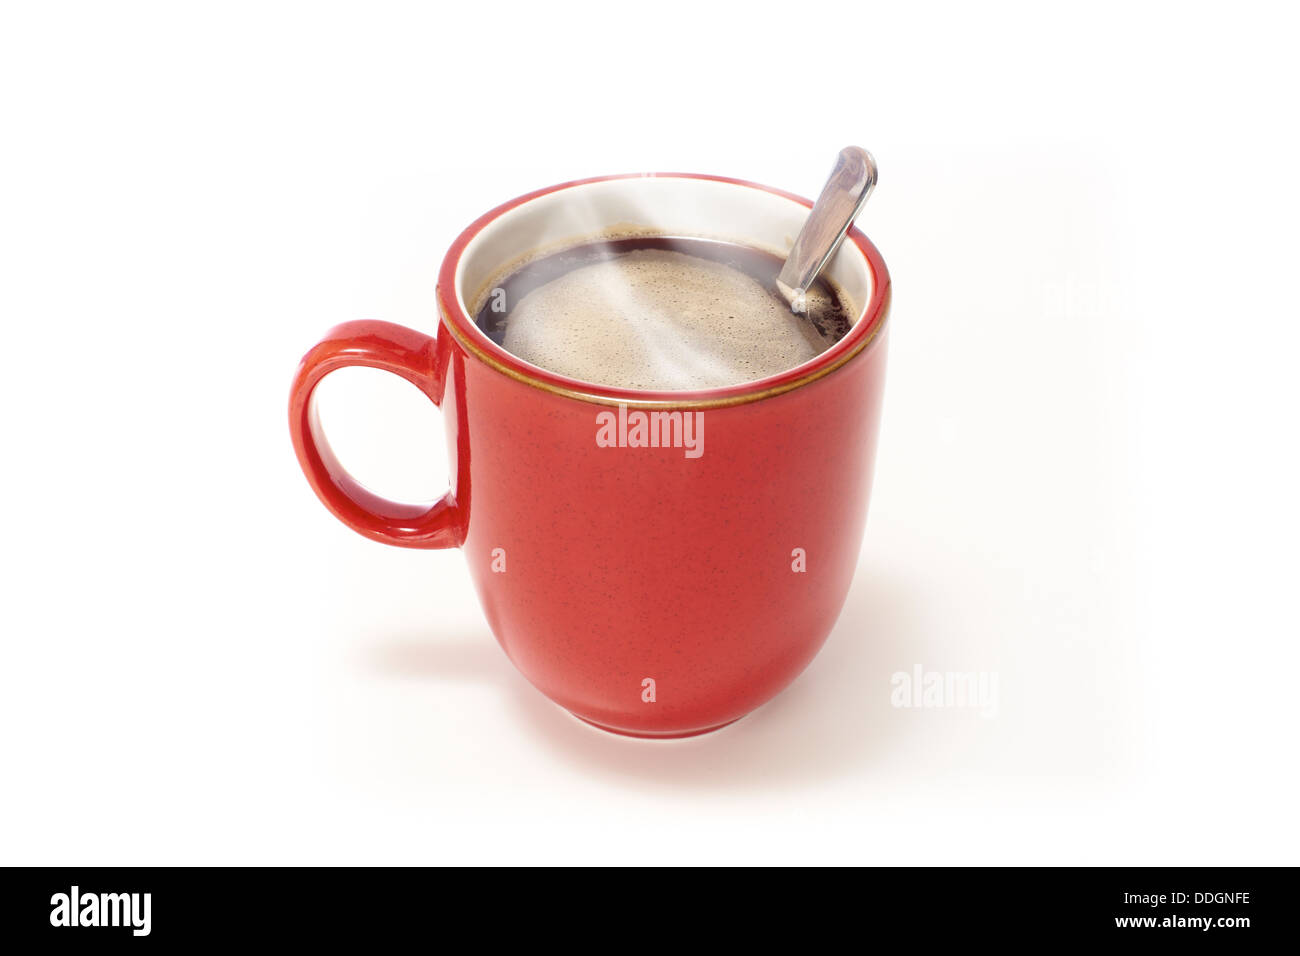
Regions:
[[289, 173, 891, 737]]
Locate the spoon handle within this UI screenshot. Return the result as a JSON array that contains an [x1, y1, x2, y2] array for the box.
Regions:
[[777, 146, 877, 312]]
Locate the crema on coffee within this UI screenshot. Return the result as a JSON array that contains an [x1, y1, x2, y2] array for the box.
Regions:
[[474, 237, 853, 390]]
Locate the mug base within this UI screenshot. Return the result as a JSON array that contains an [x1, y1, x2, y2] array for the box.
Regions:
[[571, 713, 743, 739]]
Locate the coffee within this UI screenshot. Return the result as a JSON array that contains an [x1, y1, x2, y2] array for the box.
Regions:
[[475, 237, 853, 390]]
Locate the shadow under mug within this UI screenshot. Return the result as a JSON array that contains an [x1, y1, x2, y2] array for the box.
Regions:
[[289, 173, 892, 738]]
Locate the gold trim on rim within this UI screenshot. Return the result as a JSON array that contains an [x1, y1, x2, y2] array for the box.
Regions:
[[436, 286, 891, 410]]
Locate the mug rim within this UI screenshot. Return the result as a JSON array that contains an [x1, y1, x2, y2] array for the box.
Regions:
[[435, 172, 892, 409]]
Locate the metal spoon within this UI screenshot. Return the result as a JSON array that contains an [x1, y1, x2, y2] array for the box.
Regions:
[[777, 146, 878, 313]]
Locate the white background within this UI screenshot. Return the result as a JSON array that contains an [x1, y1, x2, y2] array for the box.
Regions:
[[2, 1, 1297, 865]]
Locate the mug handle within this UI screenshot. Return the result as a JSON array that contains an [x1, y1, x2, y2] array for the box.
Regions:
[[289, 320, 462, 549]]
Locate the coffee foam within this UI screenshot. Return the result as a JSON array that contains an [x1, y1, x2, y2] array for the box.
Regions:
[[501, 249, 825, 390]]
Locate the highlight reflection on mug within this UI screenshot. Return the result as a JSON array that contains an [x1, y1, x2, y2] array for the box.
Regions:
[[595, 404, 704, 459]]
